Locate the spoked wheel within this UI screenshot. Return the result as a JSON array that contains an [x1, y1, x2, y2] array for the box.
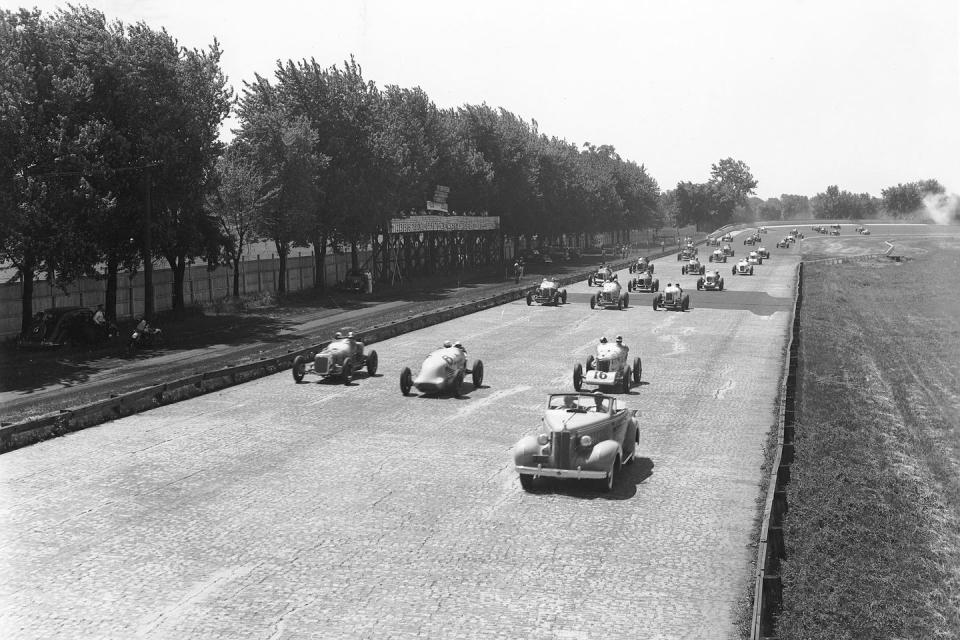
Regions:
[[526, 292, 533, 305], [400, 367, 413, 395], [633, 357, 642, 383], [561, 290, 567, 304], [573, 363, 583, 391], [366, 350, 378, 376], [622, 367, 631, 393], [471, 360, 484, 388], [292, 355, 306, 383], [681, 294, 690, 311], [590, 295, 596, 310]]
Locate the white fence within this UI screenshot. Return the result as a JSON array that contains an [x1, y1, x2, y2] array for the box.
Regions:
[[0, 250, 371, 339]]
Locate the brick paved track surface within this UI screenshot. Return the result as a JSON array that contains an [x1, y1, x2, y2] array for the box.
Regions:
[[1, 233, 800, 639]]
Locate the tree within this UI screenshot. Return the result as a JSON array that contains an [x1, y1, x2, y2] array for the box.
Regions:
[[709, 158, 757, 225], [812, 185, 878, 219], [675, 182, 717, 230], [780, 194, 811, 219], [881, 180, 945, 218]]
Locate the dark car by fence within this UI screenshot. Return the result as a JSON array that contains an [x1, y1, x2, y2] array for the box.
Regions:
[[18, 307, 113, 348]]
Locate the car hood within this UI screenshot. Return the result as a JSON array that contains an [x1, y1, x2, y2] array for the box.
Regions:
[[543, 410, 613, 432]]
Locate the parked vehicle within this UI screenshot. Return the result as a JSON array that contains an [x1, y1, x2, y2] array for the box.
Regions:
[[18, 306, 116, 348]]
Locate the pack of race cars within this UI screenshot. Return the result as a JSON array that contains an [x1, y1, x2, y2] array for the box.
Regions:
[[290, 225, 799, 493]]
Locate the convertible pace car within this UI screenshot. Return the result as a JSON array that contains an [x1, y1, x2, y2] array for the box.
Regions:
[[292, 329, 378, 384], [513, 392, 640, 492], [589, 278, 629, 310], [400, 342, 484, 396], [527, 277, 568, 305], [573, 338, 641, 394]]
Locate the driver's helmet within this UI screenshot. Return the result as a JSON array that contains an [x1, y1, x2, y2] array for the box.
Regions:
[[443, 340, 452, 348], [347, 331, 355, 339], [599, 336, 608, 344], [334, 331, 342, 339], [615, 335, 623, 345], [453, 341, 464, 351]]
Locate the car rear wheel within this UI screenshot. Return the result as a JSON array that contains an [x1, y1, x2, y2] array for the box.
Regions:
[[633, 357, 642, 382], [400, 367, 413, 395], [366, 350, 378, 376], [573, 363, 583, 391], [622, 367, 631, 393], [342, 359, 353, 384], [681, 294, 690, 311], [561, 290, 567, 304], [653, 279, 659, 291], [590, 295, 596, 309], [623, 293, 629, 308], [471, 360, 484, 388], [452, 371, 464, 396], [652, 294, 661, 310], [526, 292, 532, 305], [292, 355, 306, 383]]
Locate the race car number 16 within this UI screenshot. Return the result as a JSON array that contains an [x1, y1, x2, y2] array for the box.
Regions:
[[597, 372, 607, 379]]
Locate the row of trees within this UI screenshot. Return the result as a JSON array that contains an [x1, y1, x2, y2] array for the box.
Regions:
[[1, 7, 667, 333], [659, 158, 759, 231], [1, 6, 231, 331]]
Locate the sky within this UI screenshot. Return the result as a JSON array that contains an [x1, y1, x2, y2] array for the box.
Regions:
[[18, 0, 960, 200]]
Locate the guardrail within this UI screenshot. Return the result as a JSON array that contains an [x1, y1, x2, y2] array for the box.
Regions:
[[805, 252, 887, 265], [750, 261, 802, 640], [2, 252, 659, 453]]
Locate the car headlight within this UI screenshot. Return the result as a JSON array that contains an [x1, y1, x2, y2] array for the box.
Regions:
[[579, 435, 593, 447], [537, 434, 549, 445]]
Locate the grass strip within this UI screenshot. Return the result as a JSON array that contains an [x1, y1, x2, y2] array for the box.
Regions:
[[777, 252, 960, 639]]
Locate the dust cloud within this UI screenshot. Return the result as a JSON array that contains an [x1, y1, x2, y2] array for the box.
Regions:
[[922, 190, 960, 225]]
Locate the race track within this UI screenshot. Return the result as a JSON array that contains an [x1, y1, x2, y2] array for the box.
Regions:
[[1, 228, 804, 639]]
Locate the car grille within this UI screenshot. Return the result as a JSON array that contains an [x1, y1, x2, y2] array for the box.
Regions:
[[597, 359, 611, 372], [551, 431, 571, 468], [315, 355, 330, 374]]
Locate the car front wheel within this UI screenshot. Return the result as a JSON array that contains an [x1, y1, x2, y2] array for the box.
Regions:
[[573, 363, 583, 391], [342, 359, 353, 384], [366, 350, 378, 376], [400, 367, 413, 395], [519, 474, 534, 492], [471, 360, 484, 388], [292, 355, 306, 383]]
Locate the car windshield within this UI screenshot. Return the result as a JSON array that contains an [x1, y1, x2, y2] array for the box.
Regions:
[[548, 394, 610, 413]]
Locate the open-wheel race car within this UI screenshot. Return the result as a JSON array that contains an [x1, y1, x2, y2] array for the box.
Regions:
[[399, 341, 484, 396], [572, 336, 642, 394], [628, 257, 654, 274], [776, 237, 791, 248], [681, 257, 705, 275], [527, 277, 568, 305], [743, 234, 760, 245], [513, 392, 640, 492], [588, 266, 614, 286], [708, 248, 727, 263], [292, 328, 378, 384], [732, 259, 755, 275], [697, 270, 724, 291], [652, 284, 690, 311], [590, 278, 629, 310], [760, 226, 768, 234], [627, 270, 659, 292], [747, 251, 763, 265], [677, 244, 698, 261], [722, 243, 735, 257], [757, 246, 770, 259]]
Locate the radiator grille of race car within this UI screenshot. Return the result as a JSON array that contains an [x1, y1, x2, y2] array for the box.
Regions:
[[315, 355, 330, 374], [597, 360, 611, 372]]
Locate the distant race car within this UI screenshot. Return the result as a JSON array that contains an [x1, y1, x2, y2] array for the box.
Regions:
[[399, 341, 484, 396], [732, 259, 755, 275], [627, 270, 659, 293], [293, 329, 378, 384], [697, 270, 724, 291], [513, 392, 640, 492], [747, 251, 763, 265], [860, 228, 871, 235], [776, 238, 791, 248], [588, 266, 614, 286], [629, 257, 654, 274], [743, 235, 760, 246], [707, 237, 719, 247], [677, 244, 697, 261], [760, 226, 768, 234], [527, 277, 568, 305], [681, 257, 705, 275], [708, 248, 727, 263], [722, 243, 735, 257], [721, 233, 733, 242], [757, 246, 770, 259], [652, 285, 690, 311], [572, 337, 642, 395], [590, 278, 629, 310]]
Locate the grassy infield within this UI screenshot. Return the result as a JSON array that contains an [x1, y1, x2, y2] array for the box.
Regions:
[[774, 239, 960, 639]]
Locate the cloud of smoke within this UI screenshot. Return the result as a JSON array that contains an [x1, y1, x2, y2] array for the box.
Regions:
[[922, 189, 960, 225]]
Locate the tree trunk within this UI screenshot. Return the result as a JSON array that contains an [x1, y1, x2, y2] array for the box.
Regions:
[[105, 255, 119, 321], [232, 257, 241, 298], [276, 240, 289, 294], [19, 257, 35, 336], [350, 240, 359, 270], [312, 232, 327, 289], [171, 255, 186, 312]]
